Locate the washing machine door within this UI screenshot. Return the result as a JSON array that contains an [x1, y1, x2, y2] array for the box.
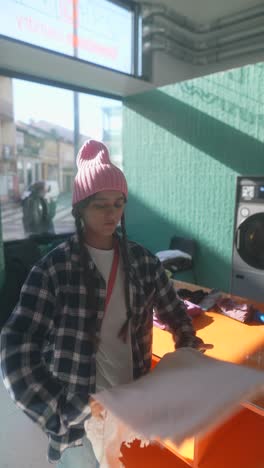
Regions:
[[236, 212, 264, 269]]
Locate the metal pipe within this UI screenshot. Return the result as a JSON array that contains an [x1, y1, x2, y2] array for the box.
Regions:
[[143, 25, 166, 37], [143, 35, 195, 57], [142, 5, 203, 34], [143, 41, 191, 64], [144, 25, 264, 54], [141, 2, 264, 67], [217, 41, 264, 61], [217, 23, 264, 46], [143, 12, 264, 45], [143, 16, 264, 50], [141, 2, 264, 36], [144, 34, 264, 66], [215, 4, 264, 28]]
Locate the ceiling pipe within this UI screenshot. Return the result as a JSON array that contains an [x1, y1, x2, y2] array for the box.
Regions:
[[217, 43, 264, 62], [143, 11, 264, 45], [217, 24, 264, 46], [141, 2, 264, 35], [143, 33, 264, 65], [143, 41, 191, 63], [144, 41, 264, 66], [140, 2, 264, 66], [144, 36, 194, 57], [212, 3, 264, 29], [141, 2, 196, 32], [142, 18, 264, 61], [143, 23, 264, 52]]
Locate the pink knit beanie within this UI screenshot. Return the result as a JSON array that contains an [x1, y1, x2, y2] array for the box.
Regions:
[[72, 139, 128, 206]]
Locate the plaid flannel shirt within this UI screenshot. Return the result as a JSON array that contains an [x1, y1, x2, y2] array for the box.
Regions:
[[0, 234, 197, 463]]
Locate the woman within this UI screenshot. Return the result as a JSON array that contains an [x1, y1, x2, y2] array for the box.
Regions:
[[0, 140, 208, 467]]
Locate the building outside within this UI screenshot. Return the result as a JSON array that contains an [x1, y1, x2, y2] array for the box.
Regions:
[[0, 79, 123, 204], [16, 121, 43, 195], [15, 120, 84, 195], [0, 77, 17, 202]]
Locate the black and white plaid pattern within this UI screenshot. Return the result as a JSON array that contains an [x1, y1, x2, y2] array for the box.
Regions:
[[0, 234, 196, 462]]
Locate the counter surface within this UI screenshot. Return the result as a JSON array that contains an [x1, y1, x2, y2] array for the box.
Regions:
[[153, 280, 264, 413]]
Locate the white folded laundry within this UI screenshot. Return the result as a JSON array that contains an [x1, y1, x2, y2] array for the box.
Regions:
[[156, 250, 192, 263], [94, 348, 264, 447]]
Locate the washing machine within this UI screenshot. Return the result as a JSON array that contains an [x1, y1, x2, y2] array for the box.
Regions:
[[231, 176, 264, 302]]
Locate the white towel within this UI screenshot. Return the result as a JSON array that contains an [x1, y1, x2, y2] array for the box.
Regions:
[[93, 348, 264, 449], [156, 250, 192, 262]]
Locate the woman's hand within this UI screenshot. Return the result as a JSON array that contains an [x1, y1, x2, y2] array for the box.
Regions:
[[192, 336, 213, 352], [89, 397, 105, 419], [176, 332, 213, 352]]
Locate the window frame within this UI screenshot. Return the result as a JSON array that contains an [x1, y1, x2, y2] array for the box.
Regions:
[[0, 64, 124, 102]]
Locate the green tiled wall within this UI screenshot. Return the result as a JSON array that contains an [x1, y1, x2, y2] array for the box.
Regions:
[[123, 63, 264, 292]]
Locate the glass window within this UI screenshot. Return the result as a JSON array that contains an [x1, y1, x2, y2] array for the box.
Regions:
[[0, 0, 137, 75], [79, 93, 122, 168], [0, 75, 123, 241], [77, 0, 133, 74]]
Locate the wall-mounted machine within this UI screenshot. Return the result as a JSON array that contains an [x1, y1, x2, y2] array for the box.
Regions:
[[231, 176, 264, 302]]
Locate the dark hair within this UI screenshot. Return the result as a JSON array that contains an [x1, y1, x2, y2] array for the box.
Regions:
[[72, 196, 132, 343]]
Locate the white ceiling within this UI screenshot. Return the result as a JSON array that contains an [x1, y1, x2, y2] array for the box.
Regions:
[[137, 0, 264, 23]]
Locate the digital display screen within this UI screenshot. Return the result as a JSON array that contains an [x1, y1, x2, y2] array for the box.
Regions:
[[258, 186, 264, 199]]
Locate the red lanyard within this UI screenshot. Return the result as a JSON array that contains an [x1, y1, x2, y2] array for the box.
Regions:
[[105, 241, 119, 313]]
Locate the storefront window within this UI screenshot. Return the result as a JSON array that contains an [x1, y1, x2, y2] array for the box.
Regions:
[[0, 75, 122, 241]]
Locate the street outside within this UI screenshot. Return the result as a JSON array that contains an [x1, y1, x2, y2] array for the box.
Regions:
[[1, 193, 75, 241]]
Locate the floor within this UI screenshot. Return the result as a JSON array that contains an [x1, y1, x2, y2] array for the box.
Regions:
[[0, 370, 190, 468], [0, 373, 187, 468], [0, 372, 51, 468]]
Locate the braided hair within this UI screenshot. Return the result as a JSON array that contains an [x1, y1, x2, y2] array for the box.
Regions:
[[72, 197, 132, 343], [72, 196, 99, 346], [117, 212, 133, 342]]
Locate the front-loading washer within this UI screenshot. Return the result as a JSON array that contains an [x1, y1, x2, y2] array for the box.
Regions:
[[231, 176, 264, 302]]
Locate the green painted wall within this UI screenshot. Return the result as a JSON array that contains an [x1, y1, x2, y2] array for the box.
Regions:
[[123, 63, 264, 292]]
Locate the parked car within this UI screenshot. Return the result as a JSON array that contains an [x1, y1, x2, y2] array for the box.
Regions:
[[21, 180, 59, 235]]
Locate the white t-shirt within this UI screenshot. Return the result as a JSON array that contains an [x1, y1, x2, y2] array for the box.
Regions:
[[87, 245, 133, 392]]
